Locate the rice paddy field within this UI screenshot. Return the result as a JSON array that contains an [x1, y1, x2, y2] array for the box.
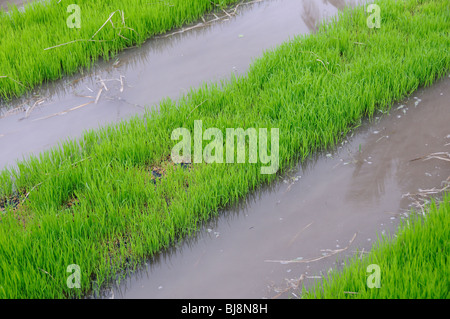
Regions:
[[0, 0, 240, 100], [304, 193, 449, 299], [0, 0, 449, 299]]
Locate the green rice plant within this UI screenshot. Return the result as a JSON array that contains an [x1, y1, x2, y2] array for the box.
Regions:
[[0, 0, 449, 298], [303, 193, 450, 299], [0, 0, 241, 100]]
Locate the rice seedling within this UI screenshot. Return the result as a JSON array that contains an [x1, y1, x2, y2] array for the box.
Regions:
[[0, 0, 241, 101], [303, 193, 450, 299], [0, 0, 449, 298]]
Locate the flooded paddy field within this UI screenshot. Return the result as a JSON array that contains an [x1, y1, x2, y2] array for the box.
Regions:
[[99, 76, 449, 299], [0, 0, 361, 170], [1, 0, 448, 299]]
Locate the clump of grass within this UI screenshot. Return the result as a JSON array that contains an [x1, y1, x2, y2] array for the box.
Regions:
[[0, 0, 449, 298], [0, 0, 241, 101], [303, 193, 450, 299]]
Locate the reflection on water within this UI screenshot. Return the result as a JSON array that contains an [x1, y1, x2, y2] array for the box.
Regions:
[[0, 0, 356, 113], [1, 0, 362, 170], [301, 0, 363, 31], [346, 79, 450, 208], [98, 75, 449, 299]]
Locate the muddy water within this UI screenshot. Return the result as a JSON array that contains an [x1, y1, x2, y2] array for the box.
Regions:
[[0, 0, 360, 169], [0, 0, 25, 10], [96, 76, 449, 299], [3, 0, 448, 300]]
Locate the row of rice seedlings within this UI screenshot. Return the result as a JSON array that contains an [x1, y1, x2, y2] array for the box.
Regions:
[[0, 0, 241, 101], [0, 0, 449, 298], [303, 193, 449, 299]]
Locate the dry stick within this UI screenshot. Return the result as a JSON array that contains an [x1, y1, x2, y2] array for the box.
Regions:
[[117, 9, 139, 38], [409, 152, 450, 162], [187, 99, 208, 119], [68, 75, 89, 86], [0, 105, 25, 119], [95, 78, 120, 82], [285, 176, 301, 193], [69, 156, 93, 168], [221, 8, 232, 18], [95, 88, 103, 104], [21, 182, 43, 205], [265, 233, 357, 264], [345, 145, 358, 165], [299, 51, 340, 78], [67, 101, 94, 112], [240, 0, 264, 5], [44, 9, 137, 51], [271, 274, 306, 299], [232, 3, 241, 15], [406, 151, 450, 197], [91, 10, 121, 40], [423, 154, 450, 162], [0, 75, 27, 88], [97, 9, 139, 39], [32, 101, 94, 121], [39, 268, 55, 281], [44, 39, 112, 51], [25, 98, 45, 118], [118, 32, 130, 41], [98, 77, 108, 91], [359, 248, 365, 260], [288, 222, 313, 247], [299, 50, 320, 59], [124, 26, 140, 37], [157, 0, 253, 40], [402, 176, 450, 215], [157, 23, 206, 38], [119, 75, 125, 92], [316, 59, 340, 78], [76, 94, 95, 99]]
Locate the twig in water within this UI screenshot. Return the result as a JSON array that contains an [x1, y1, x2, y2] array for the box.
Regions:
[[288, 222, 313, 247], [265, 233, 357, 264], [32, 101, 94, 121], [119, 75, 125, 93], [271, 274, 306, 299], [25, 98, 45, 118], [98, 77, 108, 91], [95, 88, 103, 104], [409, 151, 450, 163]]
